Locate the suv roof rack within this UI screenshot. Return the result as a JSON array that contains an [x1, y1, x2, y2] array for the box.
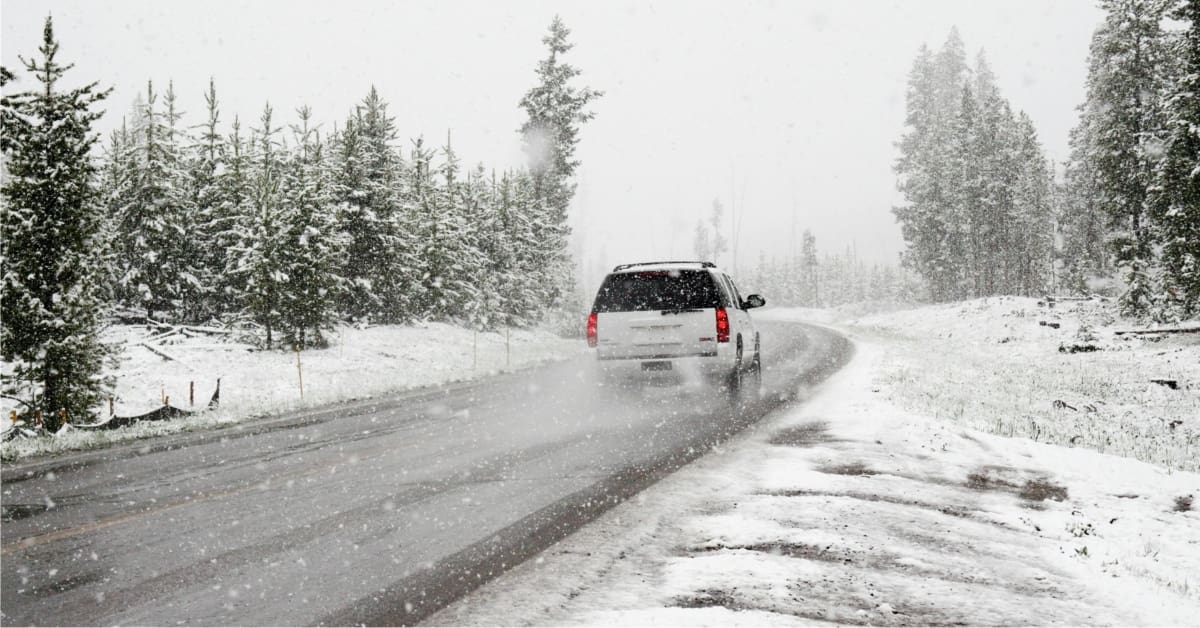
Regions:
[[611, 261, 716, 272]]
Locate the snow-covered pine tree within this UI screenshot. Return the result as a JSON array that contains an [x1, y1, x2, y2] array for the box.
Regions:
[[893, 36, 967, 302], [332, 88, 415, 323], [114, 80, 196, 321], [1010, 112, 1055, 296], [410, 135, 474, 320], [96, 119, 135, 307], [459, 165, 501, 330], [488, 170, 537, 326], [1059, 114, 1112, 294], [276, 106, 345, 348], [947, 82, 981, 298], [162, 81, 207, 321], [501, 170, 546, 325], [1079, 0, 1173, 315], [971, 54, 1022, 296], [230, 103, 287, 346], [518, 17, 601, 320], [521, 166, 574, 321], [188, 78, 235, 320], [434, 143, 486, 323], [0, 17, 112, 426], [931, 30, 970, 300], [217, 115, 254, 312], [1150, 0, 1200, 316], [519, 16, 602, 217]]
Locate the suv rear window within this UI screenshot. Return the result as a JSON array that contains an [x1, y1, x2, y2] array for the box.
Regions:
[[593, 270, 721, 312]]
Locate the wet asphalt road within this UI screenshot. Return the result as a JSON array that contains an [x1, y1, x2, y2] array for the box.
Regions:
[[0, 321, 850, 626]]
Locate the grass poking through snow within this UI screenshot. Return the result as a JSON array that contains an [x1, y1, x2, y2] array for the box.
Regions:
[[845, 297, 1200, 472]]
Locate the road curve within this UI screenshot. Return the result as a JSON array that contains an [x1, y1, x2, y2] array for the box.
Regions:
[[0, 321, 850, 626]]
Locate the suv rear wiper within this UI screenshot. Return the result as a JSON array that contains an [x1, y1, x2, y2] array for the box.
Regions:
[[661, 308, 703, 315]]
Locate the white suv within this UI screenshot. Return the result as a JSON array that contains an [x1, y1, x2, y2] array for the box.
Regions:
[[586, 261, 766, 398]]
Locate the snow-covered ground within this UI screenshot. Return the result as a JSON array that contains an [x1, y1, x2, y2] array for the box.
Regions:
[[1, 322, 582, 461], [432, 301, 1200, 625], [841, 296, 1199, 473]]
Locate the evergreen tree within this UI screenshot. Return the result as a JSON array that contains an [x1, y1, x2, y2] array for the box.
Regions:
[[518, 17, 601, 315], [1151, 0, 1200, 315], [459, 165, 501, 329], [277, 106, 345, 347], [893, 39, 963, 301], [217, 115, 254, 310], [1, 17, 112, 426], [948, 82, 981, 298], [1011, 112, 1055, 295], [1060, 115, 1112, 293], [189, 78, 235, 319], [230, 103, 287, 346], [332, 88, 416, 322], [411, 136, 476, 319], [503, 170, 548, 325], [162, 81, 207, 321], [113, 80, 196, 320], [96, 119, 135, 306], [519, 16, 602, 214], [1078, 0, 1173, 315]]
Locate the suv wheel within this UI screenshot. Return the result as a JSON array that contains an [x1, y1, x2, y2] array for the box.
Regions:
[[746, 349, 762, 402], [726, 340, 744, 401]]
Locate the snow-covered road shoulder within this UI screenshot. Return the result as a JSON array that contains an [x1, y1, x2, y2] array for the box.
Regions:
[[432, 335, 1200, 626], [2, 323, 583, 461]]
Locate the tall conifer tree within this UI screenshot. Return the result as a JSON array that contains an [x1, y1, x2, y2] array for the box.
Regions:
[[1, 17, 112, 426], [1151, 0, 1200, 315]]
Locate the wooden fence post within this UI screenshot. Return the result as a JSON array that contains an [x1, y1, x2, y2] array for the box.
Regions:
[[295, 344, 304, 400]]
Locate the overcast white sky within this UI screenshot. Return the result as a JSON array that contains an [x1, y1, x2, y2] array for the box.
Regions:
[[2, 0, 1105, 288]]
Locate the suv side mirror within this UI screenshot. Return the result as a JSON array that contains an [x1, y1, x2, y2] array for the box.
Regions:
[[743, 294, 766, 309]]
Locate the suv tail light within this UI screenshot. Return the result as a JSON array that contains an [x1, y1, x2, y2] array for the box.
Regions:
[[587, 312, 598, 347], [715, 307, 730, 343]]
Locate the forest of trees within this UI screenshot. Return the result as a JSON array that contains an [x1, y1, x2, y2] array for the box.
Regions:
[[744, 232, 925, 309], [892, 28, 1056, 303], [1, 16, 599, 422], [1061, 0, 1199, 318], [894, 1, 1198, 319]]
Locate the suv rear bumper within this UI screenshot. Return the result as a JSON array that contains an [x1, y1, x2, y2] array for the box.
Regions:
[[593, 349, 737, 385], [596, 350, 717, 360]]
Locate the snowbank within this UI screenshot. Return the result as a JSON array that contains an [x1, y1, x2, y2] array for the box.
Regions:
[[1, 322, 582, 461]]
